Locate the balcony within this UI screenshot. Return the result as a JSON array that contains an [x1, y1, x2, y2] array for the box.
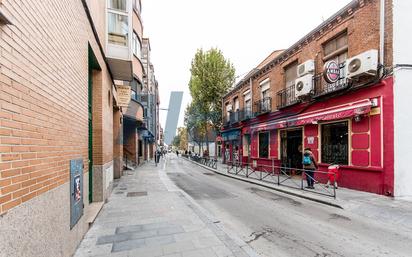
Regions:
[[239, 107, 253, 121], [313, 62, 351, 97], [124, 99, 144, 122], [229, 110, 240, 124], [106, 2, 134, 81], [277, 84, 301, 109], [254, 97, 272, 115]]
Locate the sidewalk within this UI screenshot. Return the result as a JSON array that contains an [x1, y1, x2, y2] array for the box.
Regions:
[[184, 158, 412, 232], [74, 161, 259, 257]]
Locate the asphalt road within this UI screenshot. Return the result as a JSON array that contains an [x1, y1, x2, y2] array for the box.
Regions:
[[163, 155, 412, 257]]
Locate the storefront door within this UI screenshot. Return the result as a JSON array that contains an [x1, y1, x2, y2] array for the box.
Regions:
[[280, 129, 303, 170]]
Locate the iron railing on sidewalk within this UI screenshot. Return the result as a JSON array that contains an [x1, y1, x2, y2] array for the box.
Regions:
[[225, 160, 337, 198], [184, 155, 218, 169]]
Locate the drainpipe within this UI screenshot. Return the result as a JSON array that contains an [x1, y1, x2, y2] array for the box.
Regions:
[[379, 0, 385, 75]]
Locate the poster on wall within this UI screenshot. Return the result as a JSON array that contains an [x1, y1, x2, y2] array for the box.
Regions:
[[70, 159, 84, 229], [116, 85, 132, 107]]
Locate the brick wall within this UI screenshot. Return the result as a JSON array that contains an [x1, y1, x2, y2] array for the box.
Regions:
[[224, 0, 393, 114], [0, 0, 114, 213]]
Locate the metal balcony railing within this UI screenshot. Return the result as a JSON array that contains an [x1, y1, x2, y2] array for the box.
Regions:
[[276, 84, 301, 109], [239, 107, 253, 121], [313, 62, 351, 97], [254, 97, 272, 115]]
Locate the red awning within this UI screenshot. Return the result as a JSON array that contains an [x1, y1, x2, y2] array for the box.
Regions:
[[250, 99, 372, 132]]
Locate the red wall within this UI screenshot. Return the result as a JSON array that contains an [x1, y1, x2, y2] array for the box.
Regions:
[[233, 77, 394, 195]]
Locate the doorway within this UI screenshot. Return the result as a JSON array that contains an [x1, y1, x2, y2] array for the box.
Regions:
[[88, 45, 101, 203], [280, 129, 303, 170]]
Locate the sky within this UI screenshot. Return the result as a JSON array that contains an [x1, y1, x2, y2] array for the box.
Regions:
[[142, 0, 353, 132]]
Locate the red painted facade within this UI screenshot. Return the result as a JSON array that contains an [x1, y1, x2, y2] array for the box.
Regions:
[[223, 78, 394, 195]]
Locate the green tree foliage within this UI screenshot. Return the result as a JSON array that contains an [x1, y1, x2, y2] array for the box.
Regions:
[[172, 135, 181, 148], [184, 102, 205, 153], [187, 48, 235, 151]]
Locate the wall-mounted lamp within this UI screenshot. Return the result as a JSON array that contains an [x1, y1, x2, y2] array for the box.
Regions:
[[354, 115, 362, 122]]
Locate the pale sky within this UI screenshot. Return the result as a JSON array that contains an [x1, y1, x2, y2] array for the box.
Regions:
[[142, 0, 353, 131]]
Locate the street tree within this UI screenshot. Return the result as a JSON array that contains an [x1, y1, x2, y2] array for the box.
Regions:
[[188, 48, 235, 152]]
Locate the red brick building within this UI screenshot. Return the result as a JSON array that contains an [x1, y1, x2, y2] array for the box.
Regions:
[[0, 0, 156, 256], [222, 0, 394, 195]]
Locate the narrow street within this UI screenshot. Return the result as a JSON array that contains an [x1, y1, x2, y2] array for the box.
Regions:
[[165, 155, 412, 257]]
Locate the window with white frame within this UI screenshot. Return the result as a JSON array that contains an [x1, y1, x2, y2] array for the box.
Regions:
[[243, 90, 251, 112], [132, 32, 141, 58], [108, 0, 129, 46], [225, 103, 232, 122], [109, 0, 127, 11], [133, 0, 141, 14], [260, 78, 270, 99]]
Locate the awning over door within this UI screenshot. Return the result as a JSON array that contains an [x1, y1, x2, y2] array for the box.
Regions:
[[251, 99, 372, 132]]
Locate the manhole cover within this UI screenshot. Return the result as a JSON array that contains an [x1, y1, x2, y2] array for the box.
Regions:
[[127, 191, 148, 197]]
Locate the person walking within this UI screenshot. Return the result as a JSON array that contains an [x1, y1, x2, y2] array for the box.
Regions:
[[302, 148, 318, 189]]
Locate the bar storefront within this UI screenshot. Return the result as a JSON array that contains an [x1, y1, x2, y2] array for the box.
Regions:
[[222, 77, 394, 195]]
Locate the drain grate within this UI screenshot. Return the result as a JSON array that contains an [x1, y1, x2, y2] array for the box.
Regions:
[[126, 191, 148, 197], [203, 173, 215, 176], [115, 192, 124, 195]]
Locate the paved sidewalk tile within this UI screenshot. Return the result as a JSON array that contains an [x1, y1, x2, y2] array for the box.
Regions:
[[73, 162, 257, 257]]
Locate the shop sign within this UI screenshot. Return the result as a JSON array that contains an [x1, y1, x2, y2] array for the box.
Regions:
[[116, 85, 132, 107], [323, 60, 340, 84], [307, 136, 315, 145]]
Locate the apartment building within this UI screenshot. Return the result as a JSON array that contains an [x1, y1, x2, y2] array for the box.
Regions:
[[0, 0, 154, 256], [139, 37, 160, 160], [122, 0, 146, 168], [222, 0, 399, 196]]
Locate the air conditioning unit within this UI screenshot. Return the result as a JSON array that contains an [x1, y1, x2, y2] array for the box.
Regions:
[[295, 74, 313, 98], [297, 59, 315, 77], [346, 49, 378, 79]]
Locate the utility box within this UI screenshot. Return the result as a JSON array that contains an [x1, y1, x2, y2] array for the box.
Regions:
[[70, 159, 84, 229]]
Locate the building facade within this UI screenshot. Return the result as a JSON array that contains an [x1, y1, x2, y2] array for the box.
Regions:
[[0, 0, 159, 256], [222, 0, 396, 196]]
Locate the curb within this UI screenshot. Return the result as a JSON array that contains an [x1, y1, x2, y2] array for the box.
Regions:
[[183, 158, 344, 209]]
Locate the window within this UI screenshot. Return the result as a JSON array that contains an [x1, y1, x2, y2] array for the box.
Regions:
[[323, 32, 348, 63], [321, 121, 349, 165], [259, 132, 269, 158], [260, 79, 270, 99], [243, 90, 251, 110], [130, 79, 142, 100], [284, 62, 298, 88], [109, 0, 127, 12], [132, 32, 141, 58], [133, 0, 141, 13], [225, 103, 231, 122], [108, 12, 129, 46], [233, 97, 239, 111]]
